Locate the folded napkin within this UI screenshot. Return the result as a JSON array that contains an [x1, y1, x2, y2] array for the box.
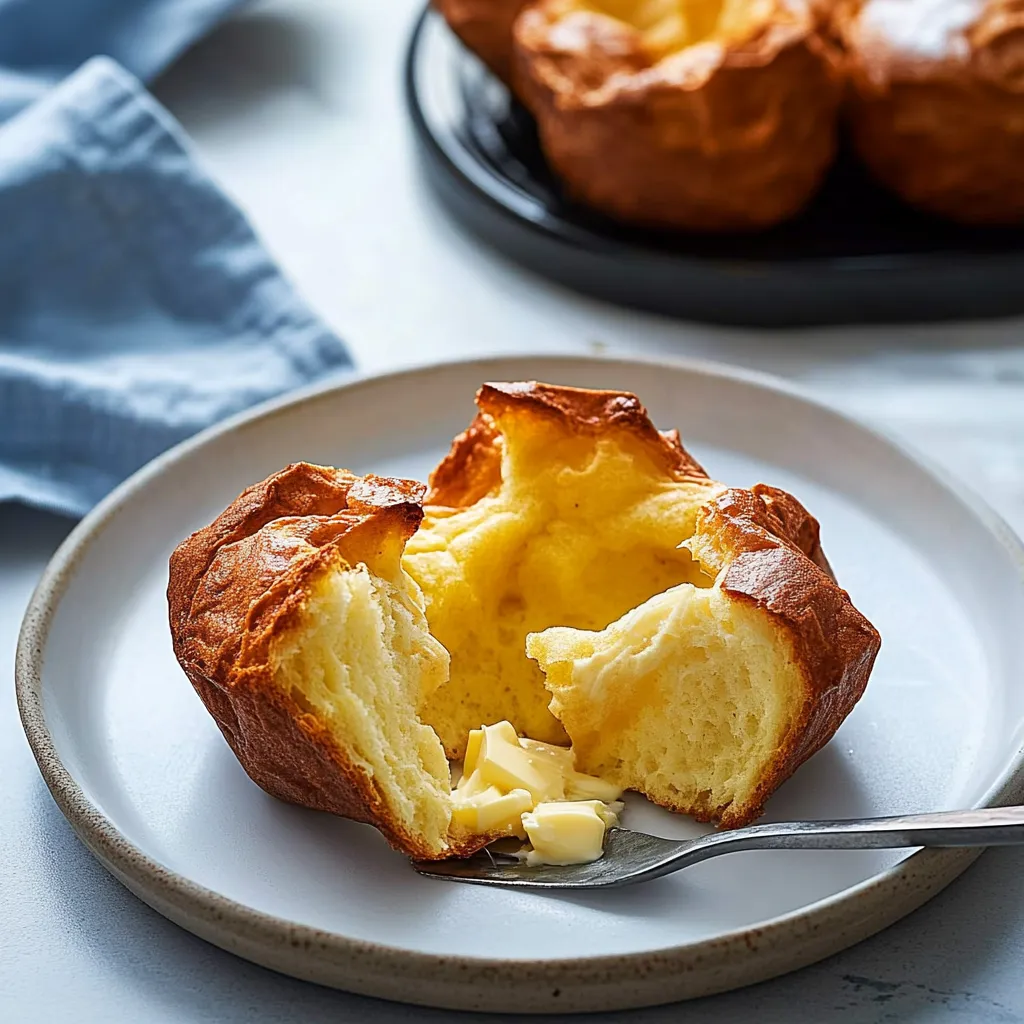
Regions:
[[0, 2, 353, 517]]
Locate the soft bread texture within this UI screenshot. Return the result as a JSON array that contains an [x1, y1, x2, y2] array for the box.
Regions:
[[168, 465, 485, 860], [528, 485, 879, 826], [403, 382, 721, 756], [406, 381, 877, 828], [832, 0, 1024, 224]]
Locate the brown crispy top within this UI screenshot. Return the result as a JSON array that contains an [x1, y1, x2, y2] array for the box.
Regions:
[[427, 381, 709, 505], [169, 464, 425, 684], [427, 413, 504, 507], [515, 0, 827, 99]]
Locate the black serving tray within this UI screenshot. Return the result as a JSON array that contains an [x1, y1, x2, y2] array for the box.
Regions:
[[405, 6, 1024, 327]]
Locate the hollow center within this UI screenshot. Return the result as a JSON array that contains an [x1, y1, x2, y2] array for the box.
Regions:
[[405, 424, 720, 757], [583, 0, 770, 56]]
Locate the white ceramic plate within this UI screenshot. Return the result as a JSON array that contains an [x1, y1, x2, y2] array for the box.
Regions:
[[18, 355, 1024, 1013]]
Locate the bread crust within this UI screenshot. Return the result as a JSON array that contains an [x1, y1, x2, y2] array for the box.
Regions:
[[432, 0, 531, 83], [427, 412, 505, 508], [833, 0, 1024, 223], [168, 463, 481, 860], [687, 485, 880, 824], [510, 0, 841, 230], [435, 0, 1024, 227], [427, 380, 710, 507]]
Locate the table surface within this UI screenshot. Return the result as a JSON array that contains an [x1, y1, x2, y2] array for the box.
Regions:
[[6, 2, 1024, 1021]]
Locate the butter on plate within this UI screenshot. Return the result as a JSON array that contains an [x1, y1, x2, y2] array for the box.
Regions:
[[452, 721, 623, 863]]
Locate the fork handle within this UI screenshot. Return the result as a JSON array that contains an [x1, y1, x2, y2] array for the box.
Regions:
[[683, 804, 1024, 864]]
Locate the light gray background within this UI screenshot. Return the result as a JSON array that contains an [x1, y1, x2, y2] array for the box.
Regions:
[[5, 1, 1024, 1020]]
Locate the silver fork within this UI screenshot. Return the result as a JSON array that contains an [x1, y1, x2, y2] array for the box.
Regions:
[[413, 805, 1024, 889]]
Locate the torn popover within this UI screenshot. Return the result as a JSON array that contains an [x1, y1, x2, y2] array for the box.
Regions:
[[169, 381, 880, 860], [527, 484, 877, 826], [404, 381, 723, 754], [408, 382, 879, 827]]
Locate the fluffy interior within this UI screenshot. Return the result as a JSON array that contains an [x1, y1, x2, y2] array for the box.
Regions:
[[583, 0, 782, 56], [270, 557, 454, 856], [404, 412, 719, 757], [527, 582, 803, 824]]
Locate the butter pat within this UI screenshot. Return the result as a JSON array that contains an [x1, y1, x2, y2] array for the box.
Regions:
[[462, 727, 485, 777], [476, 722, 564, 803], [452, 721, 623, 862], [452, 785, 532, 838], [519, 737, 575, 774], [521, 800, 620, 866], [519, 737, 624, 803], [564, 771, 623, 803]]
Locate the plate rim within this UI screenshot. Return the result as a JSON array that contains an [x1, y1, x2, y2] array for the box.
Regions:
[[16, 351, 1024, 1013]]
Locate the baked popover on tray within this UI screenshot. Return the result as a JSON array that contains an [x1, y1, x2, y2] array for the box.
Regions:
[[431, 0, 1024, 229], [512, 0, 843, 231], [832, 0, 1024, 224], [169, 382, 880, 865]]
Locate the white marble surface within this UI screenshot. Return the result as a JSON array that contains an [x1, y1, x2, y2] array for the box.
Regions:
[[4, 0, 1024, 1020]]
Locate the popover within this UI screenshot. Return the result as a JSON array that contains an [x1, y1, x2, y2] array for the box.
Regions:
[[511, 0, 843, 230], [832, 0, 1024, 224], [408, 382, 879, 827], [169, 381, 880, 858]]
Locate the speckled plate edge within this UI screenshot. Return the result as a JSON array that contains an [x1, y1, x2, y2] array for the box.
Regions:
[[16, 352, 1024, 1014]]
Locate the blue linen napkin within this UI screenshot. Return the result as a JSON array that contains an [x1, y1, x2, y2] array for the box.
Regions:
[[0, 2, 354, 517]]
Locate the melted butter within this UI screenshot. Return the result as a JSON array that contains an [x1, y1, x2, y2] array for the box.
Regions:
[[451, 721, 623, 864]]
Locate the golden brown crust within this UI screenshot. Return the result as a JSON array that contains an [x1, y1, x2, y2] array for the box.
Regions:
[[833, 0, 1024, 223], [433, 0, 531, 83], [167, 464, 472, 861], [427, 413, 504, 507], [513, 0, 842, 230], [428, 381, 710, 507], [438, 0, 1024, 227], [689, 485, 880, 825], [753, 482, 835, 580]]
